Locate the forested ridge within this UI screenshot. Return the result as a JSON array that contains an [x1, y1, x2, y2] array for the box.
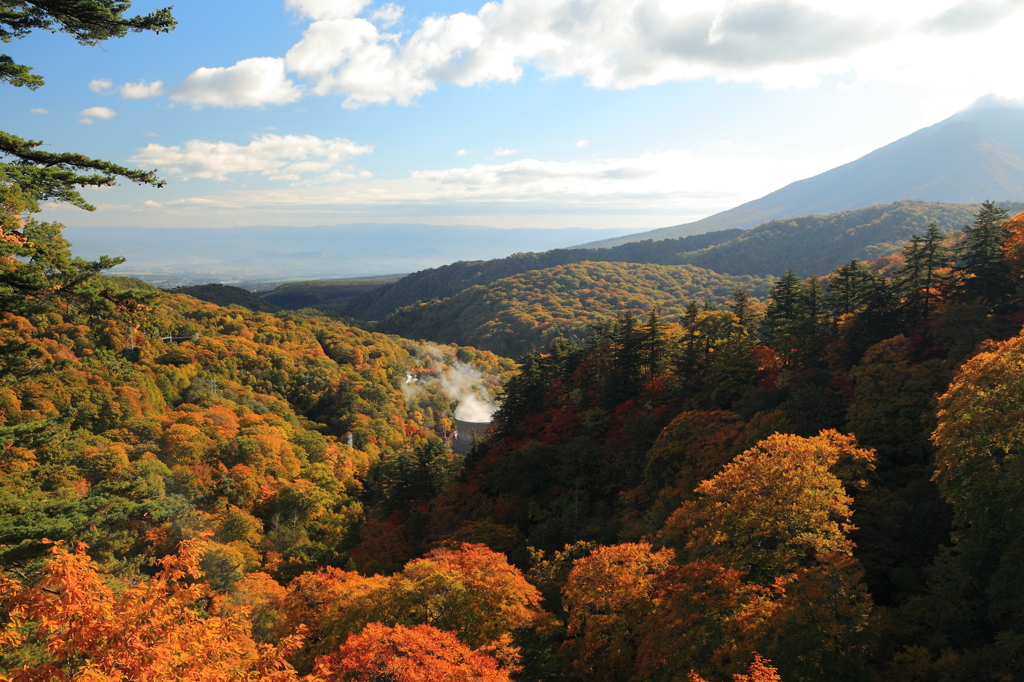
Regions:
[[295, 200, 1010, 322], [374, 261, 774, 357], [336, 228, 745, 322]]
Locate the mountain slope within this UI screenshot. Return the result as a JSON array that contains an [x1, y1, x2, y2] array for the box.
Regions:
[[168, 283, 282, 312], [340, 228, 744, 321], [374, 261, 774, 357], [680, 200, 1024, 277], [337, 199, 1017, 322], [586, 98, 1024, 248]]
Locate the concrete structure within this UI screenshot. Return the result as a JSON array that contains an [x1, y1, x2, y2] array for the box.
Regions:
[[453, 418, 491, 455]]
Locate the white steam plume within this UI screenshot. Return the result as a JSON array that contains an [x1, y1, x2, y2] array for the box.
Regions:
[[442, 363, 496, 423]]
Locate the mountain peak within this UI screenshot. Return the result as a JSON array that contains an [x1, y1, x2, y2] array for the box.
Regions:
[[587, 97, 1024, 248]]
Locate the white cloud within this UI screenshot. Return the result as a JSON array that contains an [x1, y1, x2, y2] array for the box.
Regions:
[[154, 0, 1024, 109], [920, 0, 1024, 34], [79, 106, 116, 119], [457, 149, 468, 155], [121, 79, 165, 98], [129, 133, 373, 181], [30, 108, 48, 114], [88, 78, 113, 93], [494, 147, 518, 156], [171, 57, 302, 108], [370, 2, 403, 27], [110, 145, 858, 222], [275, 0, 895, 107], [79, 118, 93, 125], [576, 140, 589, 147]]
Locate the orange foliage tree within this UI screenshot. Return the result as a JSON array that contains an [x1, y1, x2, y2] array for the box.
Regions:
[[633, 560, 781, 682], [688, 654, 782, 682], [271, 543, 543, 672], [0, 537, 300, 681], [368, 543, 544, 650], [664, 430, 874, 582], [930, 330, 1024, 642], [313, 623, 513, 682], [560, 542, 674, 681], [650, 430, 876, 681], [272, 567, 389, 673]]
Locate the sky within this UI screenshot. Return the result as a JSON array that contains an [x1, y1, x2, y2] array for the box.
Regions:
[[5, 0, 1024, 231]]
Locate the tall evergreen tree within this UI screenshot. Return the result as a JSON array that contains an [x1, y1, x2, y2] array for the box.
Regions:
[[761, 270, 803, 346], [726, 287, 757, 335], [493, 351, 549, 435], [761, 268, 806, 350], [897, 223, 951, 327], [608, 311, 645, 404], [825, 260, 875, 319], [953, 201, 1011, 306], [678, 300, 703, 381], [792, 275, 830, 368], [644, 307, 665, 378]]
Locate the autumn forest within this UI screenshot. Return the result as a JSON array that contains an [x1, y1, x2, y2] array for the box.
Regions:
[[6, 3, 1024, 682]]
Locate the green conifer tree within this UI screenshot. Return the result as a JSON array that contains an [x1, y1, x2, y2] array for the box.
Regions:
[[896, 223, 951, 327], [953, 201, 1011, 307], [825, 260, 874, 319]]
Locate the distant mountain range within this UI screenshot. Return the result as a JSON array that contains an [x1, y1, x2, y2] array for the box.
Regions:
[[63, 223, 646, 286], [169, 200, 1022, 352], [585, 96, 1024, 248], [332, 200, 1019, 323]]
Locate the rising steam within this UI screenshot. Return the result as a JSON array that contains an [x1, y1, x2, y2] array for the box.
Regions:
[[403, 347, 498, 424]]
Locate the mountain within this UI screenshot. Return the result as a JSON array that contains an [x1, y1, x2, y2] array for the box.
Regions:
[[61, 223, 647, 286], [332, 199, 1017, 323], [680, 200, 1024, 277], [585, 96, 1024, 248], [373, 261, 774, 357]]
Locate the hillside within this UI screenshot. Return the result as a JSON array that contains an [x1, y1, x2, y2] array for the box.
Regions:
[[338, 228, 744, 321], [168, 283, 283, 313], [260, 276, 401, 315], [374, 261, 773, 357], [587, 97, 1024, 247], [0, 284, 515, 575], [680, 200, 1024, 276], [337, 200, 1012, 325]]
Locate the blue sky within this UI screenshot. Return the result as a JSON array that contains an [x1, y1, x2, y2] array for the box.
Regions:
[[5, 0, 1024, 230]]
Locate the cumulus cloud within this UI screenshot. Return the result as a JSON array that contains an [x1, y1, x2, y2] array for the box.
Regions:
[[576, 140, 589, 147], [171, 57, 302, 108], [129, 133, 373, 181], [276, 0, 898, 106], [457, 149, 468, 155], [30, 108, 48, 114], [121, 79, 165, 98], [80, 106, 116, 119], [146, 0, 1024, 108], [88, 78, 113, 93], [494, 147, 518, 156]]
